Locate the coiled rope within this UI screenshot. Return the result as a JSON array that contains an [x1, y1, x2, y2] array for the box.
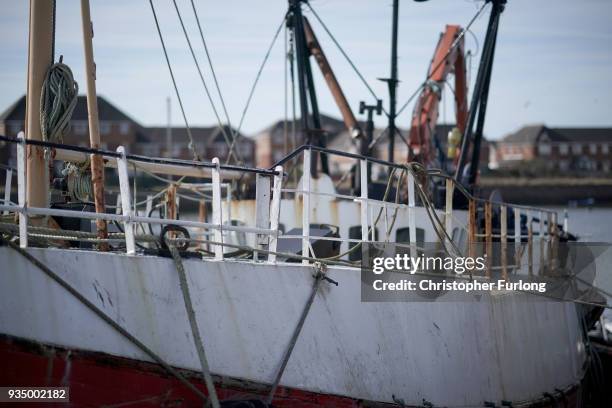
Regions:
[[40, 58, 78, 144]]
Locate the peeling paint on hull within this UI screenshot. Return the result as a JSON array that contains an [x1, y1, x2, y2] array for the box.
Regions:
[[0, 246, 587, 407], [0, 334, 582, 408]]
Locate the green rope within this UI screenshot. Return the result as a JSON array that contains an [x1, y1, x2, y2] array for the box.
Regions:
[[40, 59, 78, 144]]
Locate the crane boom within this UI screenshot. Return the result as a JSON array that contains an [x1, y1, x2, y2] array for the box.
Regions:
[[408, 25, 468, 167]]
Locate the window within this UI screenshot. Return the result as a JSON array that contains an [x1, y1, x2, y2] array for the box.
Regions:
[[558, 143, 568, 155], [119, 122, 130, 135], [571, 143, 582, 155], [559, 160, 570, 171], [537, 143, 551, 156], [395, 227, 425, 244], [603, 144, 610, 154], [603, 161, 611, 173], [73, 121, 88, 135], [589, 143, 597, 155], [452, 228, 468, 253], [348, 226, 378, 261], [9, 122, 22, 135], [99, 122, 111, 135]]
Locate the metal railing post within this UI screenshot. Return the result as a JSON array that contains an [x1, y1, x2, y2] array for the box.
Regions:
[[500, 204, 507, 279], [468, 199, 476, 259], [255, 173, 271, 260], [407, 170, 417, 258], [212, 158, 223, 260], [445, 178, 454, 246], [485, 201, 492, 277], [527, 210, 533, 275], [17, 132, 27, 248], [360, 159, 369, 243], [268, 166, 283, 263], [116, 146, 135, 255], [3, 168, 12, 214], [302, 149, 311, 265], [514, 207, 521, 270]]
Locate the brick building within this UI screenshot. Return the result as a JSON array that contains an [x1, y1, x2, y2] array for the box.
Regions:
[[491, 125, 612, 173], [0, 95, 254, 167]]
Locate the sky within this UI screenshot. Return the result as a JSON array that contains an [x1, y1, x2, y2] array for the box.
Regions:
[[1, 0, 611, 140]]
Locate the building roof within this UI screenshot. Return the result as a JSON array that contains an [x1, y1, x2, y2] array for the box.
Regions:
[[502, 125, 612, 143], [0, 94, 141, 125], [144, 125, 250, 146]]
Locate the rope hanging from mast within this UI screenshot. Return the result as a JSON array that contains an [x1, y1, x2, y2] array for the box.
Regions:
[[40, 58, 78, 144]]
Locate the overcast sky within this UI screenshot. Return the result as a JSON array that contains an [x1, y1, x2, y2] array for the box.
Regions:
[[1, 0, 611, 140]]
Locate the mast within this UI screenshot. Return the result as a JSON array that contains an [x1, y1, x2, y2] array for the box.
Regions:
[[455, 0, 505, 186], [80, 0, 108, 246], [25, 0, 55, 214], [384, 0, 400, 166], [289, 0, 327, 177]]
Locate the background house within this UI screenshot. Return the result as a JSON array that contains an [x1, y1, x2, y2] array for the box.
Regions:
[[492, 124, 612, 173], [0, 95, 255, 168]]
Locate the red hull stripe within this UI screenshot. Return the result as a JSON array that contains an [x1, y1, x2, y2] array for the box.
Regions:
[[0, 334, 369, 407]]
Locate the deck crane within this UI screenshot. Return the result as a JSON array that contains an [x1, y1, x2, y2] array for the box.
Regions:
[[408, 25, 468, 171], [410, 0, 506, 189]]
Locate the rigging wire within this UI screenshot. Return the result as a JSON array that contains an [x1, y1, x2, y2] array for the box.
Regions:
[[171, 0, 242, 164], [225, 14, 287, 162], [396, 1, 489, 116], [305, 2, 387, 116], [147, 0, 200, 162], [188, 0, 241, 165]]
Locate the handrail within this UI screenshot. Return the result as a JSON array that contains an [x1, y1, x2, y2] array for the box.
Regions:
[[0, 134, 279, 177], [272, 144, 558, 215]]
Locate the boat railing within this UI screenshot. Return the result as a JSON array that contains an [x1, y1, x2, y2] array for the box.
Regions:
[[274, 145, 562, 274], [0, 133, 564, 275]]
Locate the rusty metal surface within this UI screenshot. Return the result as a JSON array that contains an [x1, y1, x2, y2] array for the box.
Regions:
[[0, 246, 586, 406]]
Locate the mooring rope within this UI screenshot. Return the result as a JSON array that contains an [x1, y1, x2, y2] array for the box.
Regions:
[[166, 241, 220, 408], [40, 59, 78, 144], [0, 237, 208, 402]]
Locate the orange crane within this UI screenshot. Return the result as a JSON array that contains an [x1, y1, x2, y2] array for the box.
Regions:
[[408, 25, 468, 167]]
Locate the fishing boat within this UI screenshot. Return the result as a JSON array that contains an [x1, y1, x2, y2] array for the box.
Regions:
[[0, 0, 606, 407]]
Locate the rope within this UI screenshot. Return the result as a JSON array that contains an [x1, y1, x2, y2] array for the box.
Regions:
[[0, 237, 208, 401], [147, 0, 200, 162], [266, 262, 329, 404], [40, 60, 78, 144], [188, 0, 236, 157], [166, 241, 220, 408], [225, 14, 286, 163], [305, 3, 386, 115], [171, 0, 241, 165], [396, 1, 489, 116]]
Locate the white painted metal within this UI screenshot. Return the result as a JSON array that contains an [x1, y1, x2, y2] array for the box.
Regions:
[[116, 147, 135, 255], [53, 149, 247, 180], [3, 169, 12, 214], [17, 132, 27, 248], [255, 174, 271, 256], [500, 205, 507, 244], [514, 208, 521, 244], [268, 166, 283, 263], [212, 158, 223, 260], [0, 246, 586, 407], [407, 170, 416, 258], [445, 178, 453, 246], [302, 149, 311, 265], [360, 159, 368, 242]]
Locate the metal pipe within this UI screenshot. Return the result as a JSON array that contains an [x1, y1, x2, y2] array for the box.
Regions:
[[386, 0, 399, 167], [80, 0, 108, 248]]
